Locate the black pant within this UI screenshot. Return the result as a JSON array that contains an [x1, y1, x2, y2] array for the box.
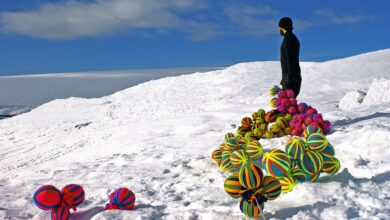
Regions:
[[282, 79, 301, 98]]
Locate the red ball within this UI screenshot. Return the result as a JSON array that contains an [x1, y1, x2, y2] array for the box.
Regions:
[[51, 206, 70, 220], [33, 185, 62, 211], [61, 184, 85, 210], [106, 188, 136, 210]]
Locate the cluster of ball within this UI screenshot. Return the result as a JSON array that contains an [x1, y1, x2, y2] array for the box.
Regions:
[[33, 184, 85, 220], [262, 125, 340, 193], [270, 85, 332, 136], [211, 133, 263, 172], [224, 162, 282, 217], [33, 185, 135, 220]]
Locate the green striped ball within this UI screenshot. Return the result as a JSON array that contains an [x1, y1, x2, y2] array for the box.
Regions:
[[290, 168, 308, 182], [258, 176, 281, 200], [285, 137, 306, 160], [239, 198, 264, 218], [220, 153, 233, 171], [279, 175, 296, 193], [299, 150, 324, 175], [225, 138, 239, 151], [303, 123, 323, 138], [306, 133, 328, 151], [239, 163, 264, 190], [322, 157, 340, 175], [224, 173, 245, 198], [262, 149, 291, 177], [211, 149, 222, 162], [245, 140, 263, 159], [224, 132, 235, 141], [230, 150, 249, 167], [320, 143, 335, 160]]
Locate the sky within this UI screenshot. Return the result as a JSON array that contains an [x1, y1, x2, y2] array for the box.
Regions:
[[0, 0, 389, 76]]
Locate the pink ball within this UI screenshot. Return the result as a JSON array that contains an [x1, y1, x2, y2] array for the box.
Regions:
[[278, 90, 287, 98], [297, 103, 309, 113], [307, 108, 318, 115], [286, 90, 295, 98], [288, 98, 298, 107], [288, 106, 297, 115]]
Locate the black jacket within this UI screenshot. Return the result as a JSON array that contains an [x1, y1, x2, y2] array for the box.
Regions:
[[280, 32, 301, 86]]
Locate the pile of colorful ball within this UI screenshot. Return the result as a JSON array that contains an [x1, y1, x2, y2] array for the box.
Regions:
[[211, 85, 340, 218], [211, 133, 263, 173], [33, 185, 136, 220], [262, 125, 340, 193], [224, 162, 282, 217]]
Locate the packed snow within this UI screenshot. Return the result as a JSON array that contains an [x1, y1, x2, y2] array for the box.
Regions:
[[1, 49, 390, 219]]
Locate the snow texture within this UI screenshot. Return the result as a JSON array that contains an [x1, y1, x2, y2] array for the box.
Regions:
[[1, 49, 390, 219]]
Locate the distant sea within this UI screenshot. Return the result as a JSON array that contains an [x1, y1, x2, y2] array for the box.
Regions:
[[0, 67, 222, 118]]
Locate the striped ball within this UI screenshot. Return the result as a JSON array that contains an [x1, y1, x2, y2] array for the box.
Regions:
[[33, 185, 62, 211], [321, 143, 335, 160], [303, 123, 323, 138], [51, 206, 70, 220], [108, 188, 136, 210], [239, 198, 264, 218], [225, 138, 239, 150], [279, 175, 296, 193], [278, 90, 287, 98], [257, 109, 266, 118], [303, 117, 313, 127], [244, 131, 257, 141], [245, 140, 263, 159], [297, 103, 308, 113], [285, 137, 305, 160], [276, 116, 288, 129], [290, 168, 308, 182], [265, 131, 274, 139], [286, 90, 295, 99], [270, 97, 277, 108], [262, 149, 291, 177], [211, 149, 222, 162], [239, 163, 264, 190], [61, 184, 85, 209], [220, 153, 233, 171], [224, 173, 245, 198], [322, 157, 340, 175], [269, 85, 281, 96], [284, 114, 292, 121], [307, 133, 328, 151], [241, 117, 253, 129], [258, 176, 281, 200], [270, 124, 280, 133], [305, 172, 320, 182], [253, 128, 265, 139], [264, 110, 278, 123], [224, 132, 235, 141], [299, 151, 324, 175], [288, 106, 297, 115], [236, 136, 248, 146], [230, 150, 249, 167], [307, 108, 318, 115]]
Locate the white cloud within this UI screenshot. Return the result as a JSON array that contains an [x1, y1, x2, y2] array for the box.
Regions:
[[0, 0, 209, 40], [314, 8, 365, 25]]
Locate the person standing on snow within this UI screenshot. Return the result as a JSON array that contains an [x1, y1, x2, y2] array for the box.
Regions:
[[279, 17, 301, 97]]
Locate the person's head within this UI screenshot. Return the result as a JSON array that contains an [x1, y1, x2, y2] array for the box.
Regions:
[[278, 17, 293, 36]]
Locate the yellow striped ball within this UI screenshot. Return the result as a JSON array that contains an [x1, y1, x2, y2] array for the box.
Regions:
[[224, 173, 245, 198], [230, 150, 249, 167], [211, 149, 222, 162], [299, 150, 324, 175], [258, 176, 281, 200], [245, 140, 263, 159], [270, 98, 277, 108], [307, 133, 328, 151], [262, 149, 291, 177], [224, 132, 235, 141], [279, 175, 296, 193], [285, 137, 306, 160], [322, 157, 340, 175], [276, 116, 288, 129]]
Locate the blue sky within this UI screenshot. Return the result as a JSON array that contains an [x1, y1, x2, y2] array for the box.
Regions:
[[0, 0, 389, 76]]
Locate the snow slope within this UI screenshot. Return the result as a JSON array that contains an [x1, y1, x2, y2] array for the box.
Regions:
[[1, 49, 390, 219]]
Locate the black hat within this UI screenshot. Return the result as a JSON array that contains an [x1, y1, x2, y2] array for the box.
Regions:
[[278, 17, 293, 30]]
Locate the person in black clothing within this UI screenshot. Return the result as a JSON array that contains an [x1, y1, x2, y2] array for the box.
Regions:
[[279, 17, 301, 97]]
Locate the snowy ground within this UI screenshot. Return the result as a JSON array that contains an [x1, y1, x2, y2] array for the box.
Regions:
[[0, 49, 390, 219]]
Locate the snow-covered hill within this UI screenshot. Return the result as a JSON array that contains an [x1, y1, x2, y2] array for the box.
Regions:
[[1, 49, 390, 219]]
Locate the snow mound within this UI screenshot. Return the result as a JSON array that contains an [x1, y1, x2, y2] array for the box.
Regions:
[[1, 49, 390, 219], [338, 90, 366, 110], [362, 78, 390, 106]]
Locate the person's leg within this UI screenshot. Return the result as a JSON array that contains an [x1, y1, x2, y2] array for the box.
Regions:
[[294, 80, 302, 97]]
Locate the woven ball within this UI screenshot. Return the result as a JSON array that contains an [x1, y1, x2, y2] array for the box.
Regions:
[[239, 198, 264, 218], [269, 85, 281, 96], [321, 143, 335, 160], [288, 106, 297, 115], [224, 132, 235, 141], [277, 130, 285, 137], [265, 131, 274, 139], [276, 116, 288, 129], [51, 206, 70, 220], [279, 175, 296, 193], [224, 173, 245, 198], [270, 124, 280, 133], [284, 127, 292, 135], [225, 138, 239, 151], [220, 153, 233, 171], [245, 140, 263, 159], [291, 128, 302, 137], [253, 128, 265, 139], [211, 149, 222, 162], [257, 109, 266, 118], [307, 108, 318, 115], [277, 90, 287, 98], [290, 168, 308, 182], [230, 150, 249, 167], [262, 149, 291, 177], [270, 98, 277, 108], [285, 90, 294, 98], [322, 157, 340, 175], [285, 137, 305, 160], [258, 176, 281, 200], [61, 184, 85, 209], [239, 163, 264, 190], [303, 123, 323, 138], [307, 133, 328, 151], [33, 185, 62, 211], [306, 172, 320, 182], [297, 103, 308, 113], [241, 117, 253, 129], [321, 120, 332, 134], [299, 150, 324, 175], [264, 110, 278, 123], [284, 114, 292, 121], [244, 131, 257, 141], [107, 188, 136, 210]]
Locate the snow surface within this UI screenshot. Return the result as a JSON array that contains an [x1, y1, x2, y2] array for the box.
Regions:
[[1, 49, 390, 219]]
